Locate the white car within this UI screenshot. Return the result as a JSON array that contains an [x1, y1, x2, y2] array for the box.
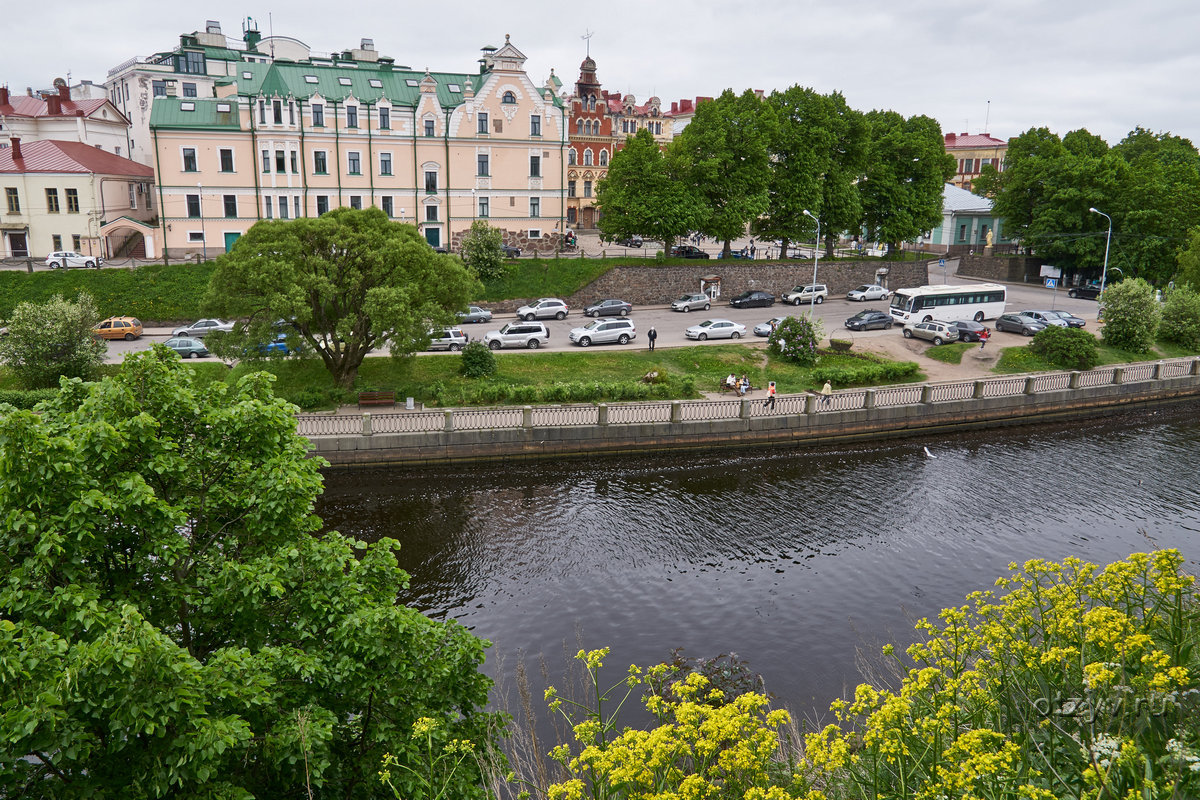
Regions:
[[568, 318, 636, 347], [781, 284, 829, 305], [684, 319, 746, 341], [46, 251, 101, 269], [171, 318, 236, 338], [516, 298, 569, 321], [847, 284, 890, 302]]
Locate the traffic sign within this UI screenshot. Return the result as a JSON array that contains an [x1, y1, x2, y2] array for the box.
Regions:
[[939, 258, 946, 267], [1046, 278, 1057, 289]]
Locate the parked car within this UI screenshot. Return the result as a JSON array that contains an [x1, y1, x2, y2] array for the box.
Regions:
[[614, 236, 643, 248], [754, 316, 792, 337], [93, 316, 143, 340], [1067, 284, 1102, 300], [994, 313, 1047, 336], [948, 320, 988, 342], [584, 299, 633, 317], [501, 245, 522, 258], [847, 284, 891, 302], [484, 321, 550, 350], [684, 319, 746, 341], [516, 298, 569, 321], [844, 310, 894, 331], [163, 336, 209, 358], [255, 333, 304, 356], [458, 306, 493, 324], [1038, 309, 1086, 328], [781, 284, 829, 305], [1021, 310, 1070, 328], [671, 293, 712, 313], [729, 290, 775, 309], [902, 320, 960, 345], [568, 318, 637, 347], [172, 318, 236, 338], [670, 245, 711, 259], [428, 328, 469, 351], [45, 251, 101, 269], [717, 248, 751, 260]]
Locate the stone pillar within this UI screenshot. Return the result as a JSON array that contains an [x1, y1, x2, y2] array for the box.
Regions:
[[1192, 358, 1200, 376], [362, 412, 373, 437], [1153, 361, 1163, 380], [522, 406, 533, 429], [443, 409, 454, 433], [670, 400, 682, 424], [973, 380, 985, 399], [1113, 367, 1125, 385], [805, 394, 817, 415], [740, 398, 751, 419], [921, 385, 933, 404], [598, 403, 608, 426], [1069, 371, 1081, 390], [864, 389, 876, 410], [1024, 376, 1037, 395]]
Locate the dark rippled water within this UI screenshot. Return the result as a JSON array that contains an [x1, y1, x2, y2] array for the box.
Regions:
[[316, 406, 1200, 717]]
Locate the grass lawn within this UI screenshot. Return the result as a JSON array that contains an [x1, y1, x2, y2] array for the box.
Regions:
[[993, 336, 1199, 373], [924, 342, 974, 365]]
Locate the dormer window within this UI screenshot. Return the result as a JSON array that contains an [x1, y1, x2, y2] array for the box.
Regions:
[[369, 79, 382, 88], [406, 79, 419, 87], [448, 83, 461, 92], [502, 91, 516, 104], [304, 75, 319, 84], [338, 77, 352, 86]]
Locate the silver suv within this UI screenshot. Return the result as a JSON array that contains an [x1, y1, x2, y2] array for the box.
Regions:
[[781, 284, 829, 305], [484, 321, 550, 350], [568, 318, 636, 347], [517, 298, 569, 320], [428, 328, 469, 351], [902, 320, 960, 345]]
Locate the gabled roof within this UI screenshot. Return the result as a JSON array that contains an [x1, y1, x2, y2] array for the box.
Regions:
[[0, 94, 123, 122], [149, 97, 243, 130], [0, 140, 154, 176], [944, 132, 1007, 149], [942, 183, 993, 214], [230, 59, 486, 108]]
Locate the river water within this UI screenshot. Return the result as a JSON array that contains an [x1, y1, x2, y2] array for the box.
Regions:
[[316, 406, 1200, 720]]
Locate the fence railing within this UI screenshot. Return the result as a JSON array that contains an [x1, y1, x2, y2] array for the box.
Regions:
[[295, 357, 1200, 439]]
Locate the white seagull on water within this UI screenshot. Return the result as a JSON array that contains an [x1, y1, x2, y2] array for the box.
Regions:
[[923, 446, 937, 459]]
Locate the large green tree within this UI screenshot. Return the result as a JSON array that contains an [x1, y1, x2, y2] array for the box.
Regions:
[[596, 128, 703, 250], [673, 89, 775, 257], [207, 207, 480, 388], [0, 293, 106, 389], [0, 349, 499, 798], [858, 111, 954, 254], [459, 219, 507, 282]]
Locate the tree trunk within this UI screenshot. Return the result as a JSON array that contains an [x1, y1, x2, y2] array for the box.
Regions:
[[824, 234, 837, 259], [780, 237, 791, 259], [722, 239, 732, 258]]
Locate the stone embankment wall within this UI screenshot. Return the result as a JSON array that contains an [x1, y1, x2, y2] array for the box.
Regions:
[[957, 254, 1042, 283]]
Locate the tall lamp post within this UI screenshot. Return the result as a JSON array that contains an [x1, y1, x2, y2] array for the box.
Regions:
[[1089, 207, 1112, 319], [196, 183, 207, 264], [802, 209, 820, 318]]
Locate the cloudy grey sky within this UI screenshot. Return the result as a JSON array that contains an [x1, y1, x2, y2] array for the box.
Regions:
[[7, 0, 1199, 145]]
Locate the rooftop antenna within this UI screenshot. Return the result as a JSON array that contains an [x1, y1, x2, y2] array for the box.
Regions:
[[268, 12, 275, 58], [581, 28, 593, 57], [983, 100, 991, 133]]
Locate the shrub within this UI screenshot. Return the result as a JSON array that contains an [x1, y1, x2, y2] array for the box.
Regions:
[[1029, 325, 1101, 370], [810, 360, 920, 387], [459, 219, 508, 282], [0, 293, 107, 388], [768, 315, 824, 366], [459, 341, 497, 378], [0, 388, 61, 409], [1100, 278, 1160, 353], [1159, 285, 1200, 349]]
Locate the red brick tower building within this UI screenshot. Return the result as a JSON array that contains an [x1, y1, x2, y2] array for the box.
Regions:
[[566, 55, 614, 229]]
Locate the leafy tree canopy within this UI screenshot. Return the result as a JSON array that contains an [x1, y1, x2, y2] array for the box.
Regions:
[[206, 207, 481, 388], [0, 349, 499, 798], [596, 128, 704, 250], [0, 292, 106, 389], [459, 219, 507, 283], [1101, 276, 1161, 352]]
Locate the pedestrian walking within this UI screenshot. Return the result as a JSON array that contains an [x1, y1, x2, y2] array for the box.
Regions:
[[763, 380, 776, 410], [749, 242, 756, 260], [979, 328, 990, 350], [647, 326, 657, 351], [820, 380, 832, 406]]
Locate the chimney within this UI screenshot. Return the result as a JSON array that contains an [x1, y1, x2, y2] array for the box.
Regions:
[[58, 82, 70, 100], [0, 87, 8, 105], [46, 94, 62, 115], [945, 133, 955, 144], [10, 138, 21, 160]]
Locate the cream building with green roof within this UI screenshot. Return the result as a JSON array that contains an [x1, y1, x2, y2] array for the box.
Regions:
[[149, 35, 566, 260]]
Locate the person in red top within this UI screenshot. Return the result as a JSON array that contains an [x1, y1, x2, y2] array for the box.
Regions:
[[980, 328, 990, 350], [763, 380, 777, 410]]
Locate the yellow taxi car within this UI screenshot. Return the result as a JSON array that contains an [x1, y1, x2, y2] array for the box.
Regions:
[[93, 316, 143, 341]]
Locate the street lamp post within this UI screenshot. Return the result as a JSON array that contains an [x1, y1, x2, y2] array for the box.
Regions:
[[802, 209, 820, 319], [1089, 207, 1112, 319], [196, 183, 207, 263]]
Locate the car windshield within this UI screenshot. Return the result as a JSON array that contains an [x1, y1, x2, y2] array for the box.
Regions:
[[855, 286, 871, 292], [698, 320, 715, 328], [583, 320, 603, 330]]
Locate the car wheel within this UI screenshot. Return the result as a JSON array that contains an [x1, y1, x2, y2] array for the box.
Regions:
[[1068, 290, 1078, 298], [522, 313, 535, 321], [703, 303, 710, 311], [449, 343, 461, 352], [556, 311, 566, 320], [578, 337, 591, 347], [682, 305, 691, 312], [903, 329, 913, 339], [933, 337, 944, 346], [815, 296, 824, 304], [731, 332, 741, 339], [885, 321, 893, 329], [488, 340, 501, 350], [1024, 328, 1035, 336], [617, 334, 630, 345], [698, 333, 708, 341], [124, 333, 135, 341], [620, 308, 629, 316], [85, 260, 95, 268], [527, 339, 541, 349], [793, 298, 802, 306]]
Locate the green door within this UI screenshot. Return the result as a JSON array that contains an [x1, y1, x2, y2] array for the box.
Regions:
[[424, 228, 440, 248], [223, 231, 241, 252]]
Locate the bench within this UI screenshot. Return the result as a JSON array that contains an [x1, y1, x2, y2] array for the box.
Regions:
[[357, 390, 396, 408], [719, 381, 754, 396]]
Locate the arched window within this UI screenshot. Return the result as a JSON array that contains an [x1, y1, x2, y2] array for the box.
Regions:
[[576, 119, 584, 131], [502, 91, 516, 104], [583, 150, 593, 166], [568, 150, 577, 165], [598, 149, 608, 166]]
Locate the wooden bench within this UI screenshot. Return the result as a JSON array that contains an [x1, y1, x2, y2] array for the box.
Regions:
[[357, 390, 396, 408]]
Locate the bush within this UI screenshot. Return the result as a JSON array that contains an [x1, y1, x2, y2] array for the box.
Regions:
[[459, 340, 497, 378], [1159, 285, 1200, 349], [810, 360, 920, 387], [1101, 278, 1161, 352], [768, 315, 824, 366], [459, 220, 508, 282], [0, 388, 61, 409], [0, 293, 107, 388], [1029, 325, 1101, 370]]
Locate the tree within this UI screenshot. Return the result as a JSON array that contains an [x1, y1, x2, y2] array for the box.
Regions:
[[459, 220, 507, 282], [1159, 284, 1200, 349], [207, 207, 481, 389], [0, 349, 500, 798], [817, 92, 870, 258], [0, 292, 106, 388], [1176, 226, 1200, 289], [673, 89, 775, 257], [1100, 277, 1161, 352], [596, 128, 703, 250], [858, 111, 954, 254]]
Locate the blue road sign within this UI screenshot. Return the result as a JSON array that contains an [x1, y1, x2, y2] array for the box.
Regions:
[[1046, 278, 1058, 288], [939, 258, 946, 267]]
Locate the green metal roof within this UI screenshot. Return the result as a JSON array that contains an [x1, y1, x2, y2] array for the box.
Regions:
[[150, 97, 243, 130], [230, 60, 489, 108]]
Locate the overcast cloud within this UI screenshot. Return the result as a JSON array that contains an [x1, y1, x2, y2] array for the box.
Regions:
[[7, 0, 1199, 145]]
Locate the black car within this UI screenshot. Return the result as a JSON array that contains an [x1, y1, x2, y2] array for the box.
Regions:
[[501, 245, 522, 258], [844, 310, 893, 331], [584, 299, 633, 317], [729, 290, 775, 309], [949, 319, 988, 342], [670, 245, 711, 259], [1067, 284, 1102, 300], [995, 313, 1047, 336], [1038, 309, 1087, 328], [615, 236, 643, 248]]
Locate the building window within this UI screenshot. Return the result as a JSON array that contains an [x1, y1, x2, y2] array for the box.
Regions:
[[52, 234, 63, 251], [261, 149, 270, 172], [502, 91, 516, 104], [224, 194, 237, 218], [312, 103, 325, 126], [599, 150, 608, 166], [567, 207, 576, 223], [188, 231, 205, 243], [348, 152, 361, 174], [478, 196, 489, 217], [66, 188, 79, 213], [583, 150, 593, 166], [530, 155, 541, 177], [219, 148, 234, 172], [380, 153, 393, 176], [313, 151, 328, 174], [424, 119, 435, 137], [71, 234, 81, 250], [258, 99, 266, 125], [265, 197, 273, 218], [294, 196, 300, 218], [183, 82, 197, 98], [379, 107, 390, 129], [425, 205, 438, 222], [530, 114, 541, 136], [478, 112, 488, 134], [275, 150, 286, 173], [568, 180, 576, 197], [530, 197, 540, 218], [182, 147, 198, 171], [279, 195, 289, 219], [272, 100, 283, 124], [568, 150, 576, 166], [350, 196, 362, 210], [186, 194, 201, 218], [346, 105, 358, 128], [425, 171, 438, 194], [152, 80, 167, 97], [477, 154, 489, 176], [176, 51, 206, 74], [290, 151, 298, 173], [316, 195, 329, 215], [583, 180, 592, 198], [528, 229, 541, 239], [128, 183, 137, 209], [288, 102, 295, 125], [381, 195, 393, 217], [46, 188, 60, 213]]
